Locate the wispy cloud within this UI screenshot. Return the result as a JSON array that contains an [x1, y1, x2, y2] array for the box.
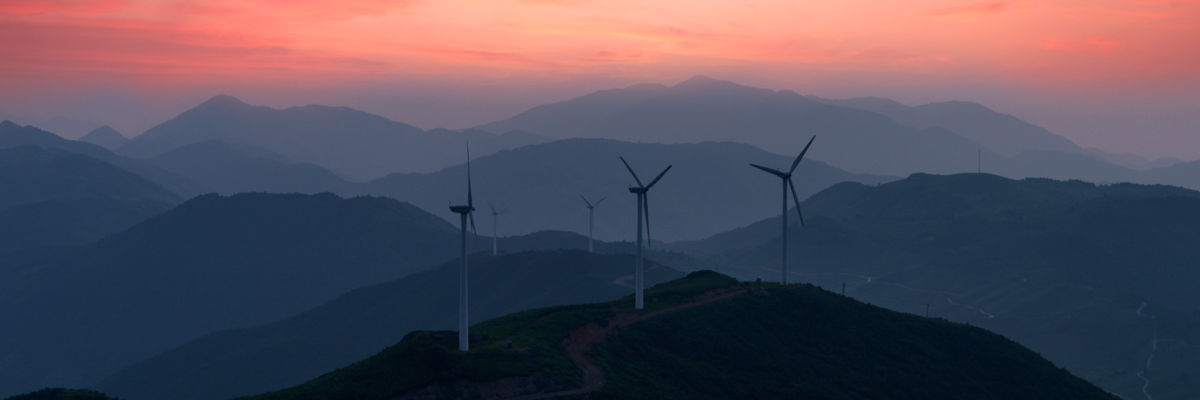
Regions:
[[929, 1, 1036, 17], [0, 0, 126, 15], [1043, 36, 1122, 53]]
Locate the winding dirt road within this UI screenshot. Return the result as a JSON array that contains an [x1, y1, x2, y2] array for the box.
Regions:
[[1135, 302, 1157, 400]]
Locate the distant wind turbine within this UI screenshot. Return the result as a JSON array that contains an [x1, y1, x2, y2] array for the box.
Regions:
[[749, 135, 815, 285], [581, 195, 606, 253], [448, 144, 480, 351], [620, 157, 671, 310], [489, 201, 508, 256]]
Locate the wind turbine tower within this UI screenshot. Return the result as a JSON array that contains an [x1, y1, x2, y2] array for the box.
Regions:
[[581, 195, 606, 252], [619, 157, 671, 310], [749, 135, 815, 285], [489, 202, 507, 256], [448, 145, 479, 351]]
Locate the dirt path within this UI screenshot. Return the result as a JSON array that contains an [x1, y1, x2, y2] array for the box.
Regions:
[[1135, 302, 1157, 400], [509, 285, 746, 399], [945, 298, 995, 318]]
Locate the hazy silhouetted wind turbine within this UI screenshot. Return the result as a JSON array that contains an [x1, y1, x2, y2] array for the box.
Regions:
[[581, 195, 605, 253], [489, 201, 507, 256], [620, 157, 671, 310], [448, 144, 480, 351], [749, 135, 814, 285]]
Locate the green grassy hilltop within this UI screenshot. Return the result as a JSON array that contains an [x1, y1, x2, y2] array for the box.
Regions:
[[232, 271, 1117, 400]]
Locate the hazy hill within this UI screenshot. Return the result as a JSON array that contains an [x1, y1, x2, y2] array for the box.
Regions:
[[0, 193, 463, 398], [361, 138, 895, 242], [0, 115, 103, 140], [676, 173, 1200, 400], [1087, 147, 1183, 171], [93, 250, 685, 400], [232, 272, 1116, 400], [78, 126, 128, 151], [117, 95, 552, 180], [478, 76, 1001, 177], [2, 389, 116, 400], [146, 140, 357, 195], [0, 199, 173, 253], [1142, 159, 1200, 190], [806, 95, 1085, 157], [0, 145, 180, 210], [0, 120, 207, 197]]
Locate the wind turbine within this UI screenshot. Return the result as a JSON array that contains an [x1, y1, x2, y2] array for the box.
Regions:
[[488, 201, 507, 256], [749, 135, 815, 285], [580, 195, 606, 253], [448, 144, 479, 351], [620, 157, 671, 310]]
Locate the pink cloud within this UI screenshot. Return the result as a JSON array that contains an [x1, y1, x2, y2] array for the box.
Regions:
[[929, 1, 1017, 17], [1043, 36, 1122, 53], [0, 0, 125, 15]]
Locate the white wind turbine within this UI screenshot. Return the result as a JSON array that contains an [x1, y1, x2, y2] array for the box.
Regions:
[[489, 201, 508, 256], [749, 135, 814, 285], [620, 157, 671, 310], [448, 145, 480, 351], [581, 195, 605, 253]]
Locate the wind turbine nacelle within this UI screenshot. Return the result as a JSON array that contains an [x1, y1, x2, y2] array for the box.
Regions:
[[628, 187, 647, 194], [449, 205, 474, 213]]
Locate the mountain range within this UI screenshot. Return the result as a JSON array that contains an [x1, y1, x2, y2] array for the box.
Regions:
[[477, 76, 1197, 191], [0, 145, 179, 210], [145, 140, 357, 195], [0, 193, 463, 398], [92, 250, 685, 400], [0, 114, 101, 140], [116, 95, 552, 180], [0, 145, 180, 252], [671, 173, 1200, 400], [0, 120, 207, 197], [361, 138, 894, 242], [478, 76, 991, 177]]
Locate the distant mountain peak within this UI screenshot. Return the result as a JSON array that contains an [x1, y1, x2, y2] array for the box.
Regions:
[[670, 75, 729, 90], [676, 75, 719, 84], [626, 83, 669, 91], [79, 125, 128, 151], [0, 120, 18, 129], [667, 75, 774, 98], [198, 94, 249, 109]]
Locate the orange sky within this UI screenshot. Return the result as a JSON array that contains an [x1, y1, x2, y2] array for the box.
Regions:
[[1, 0, 1199, 158]]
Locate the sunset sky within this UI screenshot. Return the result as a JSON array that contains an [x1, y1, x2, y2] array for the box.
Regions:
[[1, 0, 1198, 159]]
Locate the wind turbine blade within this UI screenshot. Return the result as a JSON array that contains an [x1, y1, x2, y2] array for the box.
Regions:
[[594, 197, 606, 207], [581, 195, 593, 208], [789, 135, 816, 174], [489, 201, 496, 215], [619, 156, 644, 187], [466, 144, 473, 208], [643, 193, 652, 247], [749, 163, 788, 179], [470, 211, 481, 250], [645, 165, 672, 189], [789, 178, 805, 227]]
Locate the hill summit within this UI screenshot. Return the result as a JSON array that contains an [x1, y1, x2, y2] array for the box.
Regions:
[[237, 271, 1118, 400]]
